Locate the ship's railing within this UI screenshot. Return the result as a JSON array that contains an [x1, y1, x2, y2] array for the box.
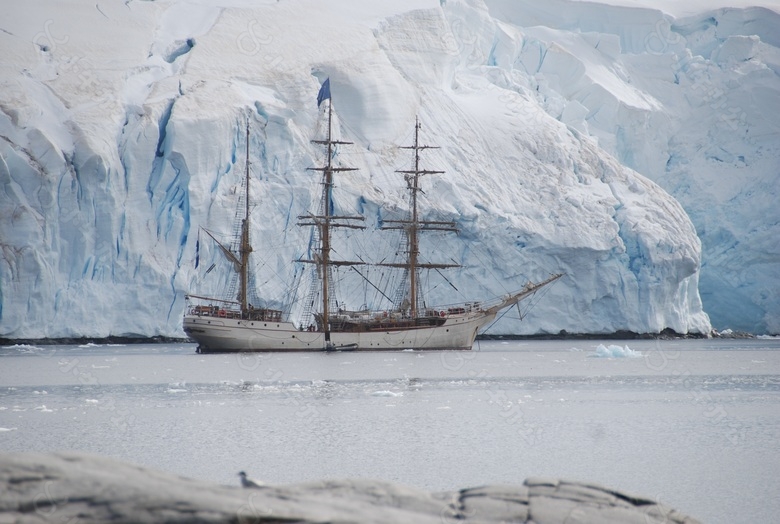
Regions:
[[187, 304, 242, 319], [185, 296, 284, 322], [326, 301, 486, 325], [321, 277, 559, 325]]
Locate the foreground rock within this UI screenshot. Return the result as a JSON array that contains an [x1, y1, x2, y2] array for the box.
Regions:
[[0, 452, 699, 523]]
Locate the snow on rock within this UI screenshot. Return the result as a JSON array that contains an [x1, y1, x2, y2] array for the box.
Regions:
[[0, 451, 701, 523], [2, 0, 774, 338]]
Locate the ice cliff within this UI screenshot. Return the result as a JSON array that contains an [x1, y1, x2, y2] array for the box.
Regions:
[[1, 0, 776, 339]]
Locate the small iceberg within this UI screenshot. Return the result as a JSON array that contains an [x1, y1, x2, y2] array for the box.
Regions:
[[371, 390, 403, 397], [166, 382, 187, 393], [592, 344, 642, 358]]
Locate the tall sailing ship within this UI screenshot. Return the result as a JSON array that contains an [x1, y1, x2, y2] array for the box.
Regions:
[[183, 81, 562, 353]]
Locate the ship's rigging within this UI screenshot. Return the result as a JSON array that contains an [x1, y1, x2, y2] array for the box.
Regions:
[[183, 79, 562, 353]]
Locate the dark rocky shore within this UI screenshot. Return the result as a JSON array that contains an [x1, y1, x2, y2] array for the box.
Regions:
[[0, 335, 191, 346], [1, 452, 700, 523]]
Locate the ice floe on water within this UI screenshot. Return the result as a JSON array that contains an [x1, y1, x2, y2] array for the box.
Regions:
[[370, 390, 403, 397], [1, 344, 45, 353], [166, 381, 188, 393], [592, 344, 643, 358]]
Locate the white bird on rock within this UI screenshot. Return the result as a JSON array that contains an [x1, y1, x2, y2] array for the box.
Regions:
[[238, 471, 264, 488]]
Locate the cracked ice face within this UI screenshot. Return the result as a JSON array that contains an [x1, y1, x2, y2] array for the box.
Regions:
[[1, 0, 777, 338]]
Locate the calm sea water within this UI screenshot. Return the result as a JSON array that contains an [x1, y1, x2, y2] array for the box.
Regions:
[[1, 338, 779, 523]]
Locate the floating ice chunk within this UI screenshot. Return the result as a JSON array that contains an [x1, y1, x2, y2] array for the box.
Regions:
[[3, 344, 43, 352], [592, 344, 642, 358], [371, 390, 402, 397]]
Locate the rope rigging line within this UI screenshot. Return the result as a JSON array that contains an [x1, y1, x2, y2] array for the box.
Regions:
[[479, 276, 561, 334]]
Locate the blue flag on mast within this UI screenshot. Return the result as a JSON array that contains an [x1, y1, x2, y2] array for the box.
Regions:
[[317, 78, 331, 107]]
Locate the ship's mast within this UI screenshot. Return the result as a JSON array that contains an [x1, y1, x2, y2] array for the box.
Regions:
[[238, 120, 252, 313], [382, 117, 459, 318], [407, 120, 425, 317], [299, 98, 365, 343]]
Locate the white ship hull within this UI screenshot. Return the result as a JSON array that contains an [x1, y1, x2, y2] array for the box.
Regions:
[[183, 310, 496, 352]]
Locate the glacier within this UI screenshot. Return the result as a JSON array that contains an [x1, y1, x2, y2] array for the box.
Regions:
[[0, 0, 776, 339]]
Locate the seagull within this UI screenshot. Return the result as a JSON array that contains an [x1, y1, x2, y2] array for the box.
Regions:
[[238, 471, 264, 488]]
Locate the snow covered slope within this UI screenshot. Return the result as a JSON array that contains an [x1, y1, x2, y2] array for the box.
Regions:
[[482, 0, 780, 334], [0, 0, 773, 338]]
